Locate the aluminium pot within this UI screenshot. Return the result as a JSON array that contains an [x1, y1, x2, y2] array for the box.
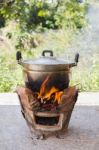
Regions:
[[16, 50, 79, 92]]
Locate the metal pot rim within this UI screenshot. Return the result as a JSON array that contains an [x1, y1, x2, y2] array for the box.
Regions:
[[16, 50, 78, 71]]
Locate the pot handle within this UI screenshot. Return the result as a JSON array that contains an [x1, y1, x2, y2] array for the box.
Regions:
[[16, 51, 22, 64], [42, 50, 53, 57], [75, 53, 79, 65], [69, 53, 79, 67]]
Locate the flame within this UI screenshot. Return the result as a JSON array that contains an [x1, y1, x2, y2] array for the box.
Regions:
[[38, 75, 50, 99], [55, 91, 63, 104], [37, 75, 63, 104]]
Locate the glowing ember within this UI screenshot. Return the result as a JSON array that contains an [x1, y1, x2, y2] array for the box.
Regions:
[[37, 75, 63, 104]]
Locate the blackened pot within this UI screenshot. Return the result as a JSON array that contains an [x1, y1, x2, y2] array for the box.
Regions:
[[16, 50, 79, 92]]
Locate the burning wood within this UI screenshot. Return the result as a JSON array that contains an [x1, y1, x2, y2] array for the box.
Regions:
[[35, 75, 64, 105], [17, 85, 78, 112]]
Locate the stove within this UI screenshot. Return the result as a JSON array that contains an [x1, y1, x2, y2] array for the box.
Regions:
[[17, 86, 78, 139], [16, 50, 79, 139]]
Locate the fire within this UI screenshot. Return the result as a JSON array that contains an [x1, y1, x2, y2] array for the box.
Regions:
[[38, 75, 50, 99], [37, 75, 63, 104], [54, 90, 63, 104]]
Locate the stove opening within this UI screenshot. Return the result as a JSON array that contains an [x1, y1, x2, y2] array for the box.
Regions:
[[35, 116, 59, 126]]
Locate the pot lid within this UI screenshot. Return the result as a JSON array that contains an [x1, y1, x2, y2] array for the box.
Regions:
[[23, 56, 74, 65], [17, 50, 79, 71]]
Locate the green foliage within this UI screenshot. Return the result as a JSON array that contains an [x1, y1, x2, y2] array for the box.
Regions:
[[54, 0, 87, 29], [0, 50, 23, 92], [0, 63, 22, 92], [0, 0, 88, 51], [0, 0, 87, 31]]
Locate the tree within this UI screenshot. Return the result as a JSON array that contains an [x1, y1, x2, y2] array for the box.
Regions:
[[0, 0, 87, 30]]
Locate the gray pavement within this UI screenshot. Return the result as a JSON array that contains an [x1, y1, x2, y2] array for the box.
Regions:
[[0, 92, 99, 150]]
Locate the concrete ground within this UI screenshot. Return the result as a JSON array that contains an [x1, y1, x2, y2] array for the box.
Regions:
[[0, 92, 99, 150]]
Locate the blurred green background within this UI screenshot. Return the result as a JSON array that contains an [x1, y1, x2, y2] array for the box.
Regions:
[[0, 0, 99, 92]]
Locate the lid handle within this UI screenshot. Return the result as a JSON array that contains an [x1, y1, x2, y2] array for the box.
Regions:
[[42, 50, 53, 57]]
